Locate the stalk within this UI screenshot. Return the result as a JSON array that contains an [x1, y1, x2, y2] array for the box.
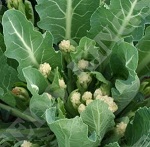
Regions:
[[0, 103, 36, 122]]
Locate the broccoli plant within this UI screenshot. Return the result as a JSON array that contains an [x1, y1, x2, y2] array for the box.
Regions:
[[0, 0, 150, 146]]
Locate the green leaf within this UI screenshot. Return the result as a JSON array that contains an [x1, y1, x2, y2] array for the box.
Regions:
[[23, 66, 49, 95], [45, 110, 98, 147], [69, 37, 104, 72], [0, 49, 19, 106], [81, 100, 115, 142], [125, 107, 150, 147], [91, 71, 109, 84], [2, 9, 61, 80], [89, 0, 150, 49], [24, 0, 34, 23], [30, 93, 55, 120], [49, 68, 66, 100], [136, 26, 150, 76], [104, 142, 120, 147], [110, 42, 140, 113], [0, 33, 6, 52], [57, 98, 66, 119], [36, 0, 100, 43]]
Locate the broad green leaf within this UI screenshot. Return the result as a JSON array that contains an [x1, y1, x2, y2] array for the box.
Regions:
[[2, 9, 61, 80], [104, 142, 120, 147], [110, 42, 140, 113], [81, 100, 115, 142], [36, 0, 100, 43], [0, 49, 19, 106], [23, 66, 49, 95], [45, 110, 98, 147], [136, 26, 150, 76], [89, 0, 150, 49], [125, 107, 150, 147], [30, 93, 55, 120]]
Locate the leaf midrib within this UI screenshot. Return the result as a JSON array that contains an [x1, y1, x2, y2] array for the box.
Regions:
[[8, 17, 39, 67], [113, 0, 138, 43], [65, 0, 73, 39]]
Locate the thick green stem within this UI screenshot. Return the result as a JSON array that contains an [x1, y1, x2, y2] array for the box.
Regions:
[[0, 103, 36, 122], [0, 127, 50, 137]]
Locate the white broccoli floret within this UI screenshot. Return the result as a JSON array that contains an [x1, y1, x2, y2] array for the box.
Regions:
[[78, 72, 92, 84], [39, 62, 51, 78], [82, 91, 92, 101], [59, 79, 67, 89], [116, 122, 127, 137], [59, 40, 75, 52], [96, 95, 118, 113], [21, 140, 32, 147], [78, 104, 86, 114], [70, 91, 81, 108], [78, 59, 89, 70], [94, 88, 103, 98]]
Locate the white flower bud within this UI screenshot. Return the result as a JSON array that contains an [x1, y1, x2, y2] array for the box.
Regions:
[[78, 104, 86, 114], [109, 102, 118, 113], [12, 87, 29, 100], [59, 79, 67, 89], [78, 72, 92, 84], [21, 140, 32, 147], [95, 95, 118, 113], [94, 88, 103, 98], [59, 40, 75, 52], [82, 91, 92, 101], [116, 122, 127, 137], [78, 59, 89, 70], [39, 62, 51, 78], [86, 99, 93, 105], [70, 92, 81, 108]]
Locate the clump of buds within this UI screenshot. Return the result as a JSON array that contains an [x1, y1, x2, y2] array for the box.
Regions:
[[78, 104, 86, 114], [59, 78, 67, 89], [70, 91, 81, 108], [82, 91, 92, 101], [78, 59, 89, 70], [70, 87, 118, 114], [70, 90, 93, 114], [95, 95, 118, 113], [93, 88, 118, 113], [94, 88, 103, 98], [77, 72, 92, 90], [38, 62, 51, 78], [115, 122, 127, 137], [21, 140, 32, 147], [59, 40, 75, 52], [12, 87, 29, 101], [70, 91, 93, 114]]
